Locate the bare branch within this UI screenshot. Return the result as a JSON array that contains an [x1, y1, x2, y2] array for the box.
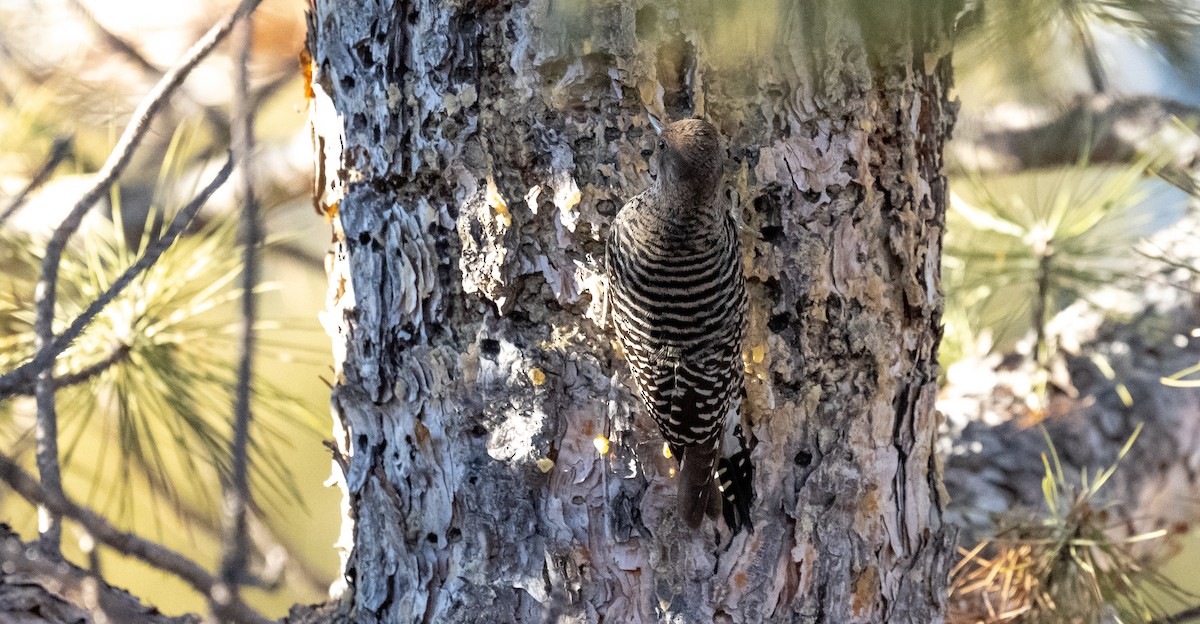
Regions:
[[0, 525, 199, 624], [219, 13, 261, 618], [0, 137, 73, 228], [51, 343, 131, 389], [137, 473, 334, 595], [28, 0, 265, 553], [65, 0, 159, 75], [34, 346, 62, 553], [6, 344, 131, 396], [0, 454, 272, 624], [0, 157, 234, 400], [1153, 605, 1200, 624]]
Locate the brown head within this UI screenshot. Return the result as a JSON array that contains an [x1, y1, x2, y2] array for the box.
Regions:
[[655, 119, 722, 200]]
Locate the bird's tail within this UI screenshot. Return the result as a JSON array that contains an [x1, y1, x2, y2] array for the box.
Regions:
[[677, 442, 720, 529], [716, 424, 755, 534], [676, 425, 755, 533]]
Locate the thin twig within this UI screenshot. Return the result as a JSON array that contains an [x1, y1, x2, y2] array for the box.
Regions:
[[34, 341, 63, 552], [218, 13, 261, 619], [0, 158, 234, 401], [0, 526, 188, 624], [1153, 605, 1200, 624], [0, 453, 272, 624], [51, 343, 131, 389], [65, 0, 159, 75], [7, 344, 131, 396], [1033, 251, 1051, 366], [29, 0, 264, 553], [1067, 9, 1107, 94], [132, 469, 333, 595], [0, 137, 73, 228]]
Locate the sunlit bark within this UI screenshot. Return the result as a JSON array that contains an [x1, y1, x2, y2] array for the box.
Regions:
[[309, 1, 958, 621]]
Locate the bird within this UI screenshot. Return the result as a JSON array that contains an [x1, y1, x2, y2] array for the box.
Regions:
[[604, 118, 754, 534]]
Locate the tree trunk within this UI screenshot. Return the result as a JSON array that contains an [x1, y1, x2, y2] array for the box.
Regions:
[[308, 1, 959, 622]]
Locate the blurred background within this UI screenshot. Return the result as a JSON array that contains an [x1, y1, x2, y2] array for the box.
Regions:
[[1, 0, 1200, 620], [0, 0, 337, 616], [942, 1, 1200, 620]]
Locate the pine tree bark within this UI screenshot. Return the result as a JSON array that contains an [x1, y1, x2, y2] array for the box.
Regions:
[[308, 1, 959, 622]]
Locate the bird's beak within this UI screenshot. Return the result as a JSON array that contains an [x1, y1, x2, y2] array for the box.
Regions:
[[648, 113, 664, 135]]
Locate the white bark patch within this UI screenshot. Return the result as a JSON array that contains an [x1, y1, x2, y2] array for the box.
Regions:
[[310, 82, 347, 211], [457, 176, 516, 311], [553, 172, 582, 245], [756, 133, 855, 202], [481, 339, 548, 463]]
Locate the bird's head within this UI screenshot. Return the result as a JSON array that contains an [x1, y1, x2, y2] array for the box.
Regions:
[[655, 119, 722, 199]]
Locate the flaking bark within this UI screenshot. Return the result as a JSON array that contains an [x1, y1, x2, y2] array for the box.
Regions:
[[309, 1, 959, 621]]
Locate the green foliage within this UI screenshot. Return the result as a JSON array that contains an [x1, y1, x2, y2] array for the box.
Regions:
[[941, 155, 1180, 366], [0, 125, 319, 530]]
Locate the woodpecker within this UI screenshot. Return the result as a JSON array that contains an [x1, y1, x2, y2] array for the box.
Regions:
[[605, 118, 754, 533]]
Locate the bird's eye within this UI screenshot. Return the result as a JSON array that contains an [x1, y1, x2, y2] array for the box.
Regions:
[[658, 139, 666, 150]]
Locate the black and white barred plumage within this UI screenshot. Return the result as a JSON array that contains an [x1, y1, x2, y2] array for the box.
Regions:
[[605, 119, 754, 533]]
